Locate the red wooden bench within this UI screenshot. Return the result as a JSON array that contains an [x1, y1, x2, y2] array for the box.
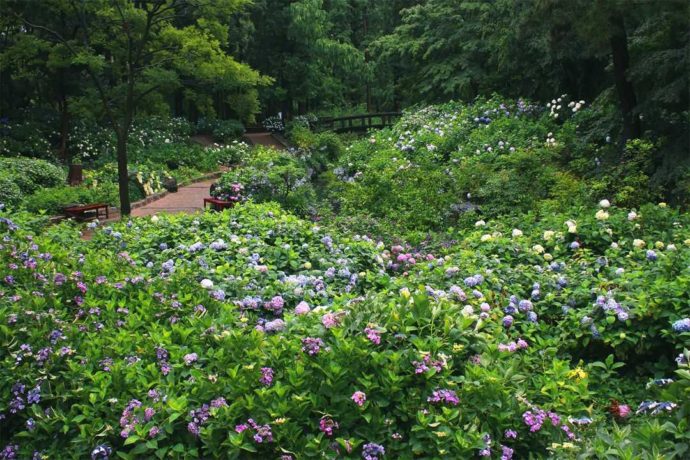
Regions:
[[63, 203, 109, 221], [203, 197, 236, 211]]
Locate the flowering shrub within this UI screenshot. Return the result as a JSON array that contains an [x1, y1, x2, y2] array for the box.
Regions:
[[0, 118, 56, 158], [3, 99, 690, 458], [215, 147, 316, 214], [1, 198, 689, 458], [210, 179, 245, 203], [307, 96, 663, 242], [262, 116, 285, 133]]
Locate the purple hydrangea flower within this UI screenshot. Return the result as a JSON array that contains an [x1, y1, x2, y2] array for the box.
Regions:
[[301, 337, 325, 355], [319, 417, 339, 437], [427, 389, 459, 406], [259, 367, 274, 386], [362, 443, 385, 460]]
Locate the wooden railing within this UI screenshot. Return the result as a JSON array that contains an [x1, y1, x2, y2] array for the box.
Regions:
[[314, 112, 402, 133]]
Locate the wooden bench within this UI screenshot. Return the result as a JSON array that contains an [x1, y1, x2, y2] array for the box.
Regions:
[[203, 197, 236, 211], [63, 203, 109, 221]]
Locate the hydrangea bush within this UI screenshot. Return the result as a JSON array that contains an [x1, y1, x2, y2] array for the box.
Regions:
[[1, 198, 690, 458]]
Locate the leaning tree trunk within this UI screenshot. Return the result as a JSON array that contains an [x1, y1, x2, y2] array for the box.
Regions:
[[116, 130, 131, 216], [609, 14, 641, 146]]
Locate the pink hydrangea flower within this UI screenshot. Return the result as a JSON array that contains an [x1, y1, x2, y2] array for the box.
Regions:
[[295, 301, 310, 315], [321, 313, 340, 329], [352, 391, 366, 406]]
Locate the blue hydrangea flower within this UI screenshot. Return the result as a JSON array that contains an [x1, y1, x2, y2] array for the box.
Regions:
[[671, 318, 690, 332]]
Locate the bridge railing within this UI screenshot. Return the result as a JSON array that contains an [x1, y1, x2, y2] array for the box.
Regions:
[[314, 112, 402, 133]]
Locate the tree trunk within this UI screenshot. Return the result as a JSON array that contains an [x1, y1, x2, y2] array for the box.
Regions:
[[116, 130, 131, 216], [58, 96, 69, 163], [609, 14, 641, 145]]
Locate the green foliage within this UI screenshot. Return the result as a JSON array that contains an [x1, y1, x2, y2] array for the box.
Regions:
[[0, 172, 23, 208], [216, 147, 316, 214], [0, 157, 66, 194], [288, 126, 344, 174], [0, 119, 56, 158], [1, 200, 690, 457], [23, 183, 118, 214], [211, 119, 245, 142], [587, 139, 662, 208]]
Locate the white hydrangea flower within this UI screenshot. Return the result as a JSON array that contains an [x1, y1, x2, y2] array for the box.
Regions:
[[565, 220, 577, 233], [595, 210, 609, 221]]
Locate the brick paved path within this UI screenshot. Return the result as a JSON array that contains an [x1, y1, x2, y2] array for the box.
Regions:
[[131, 179, 216, 217], [91, 133, 285, 222]]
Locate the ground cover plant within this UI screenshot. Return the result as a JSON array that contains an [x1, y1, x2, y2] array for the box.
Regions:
[[2, 193, 690, 458], [1, 0, 688, 457]]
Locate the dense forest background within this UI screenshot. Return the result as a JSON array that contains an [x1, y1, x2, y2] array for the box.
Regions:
[[1, 0, 689, 204]]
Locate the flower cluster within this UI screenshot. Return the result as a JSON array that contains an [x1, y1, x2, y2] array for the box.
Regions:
[[427, 389, 460, 406], [259, 367, 274, 386], [351, 391, 367, 406], [362, 442, 385, 460], [235, 419, 274, 443], [412, 353, 446, 374], [635, 401, 678, 416], [301, 337, 326, 356], [672, 318, 690, 332], [187, 398, 227, 436], [364, 325, 382, 344], [211, 182, 245, 203], [498, 338, 528, 353], [319, 416, 339, 437], [119, 399, 156, 439]]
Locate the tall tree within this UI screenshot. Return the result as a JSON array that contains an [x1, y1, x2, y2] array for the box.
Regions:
[[0, 4, 84, 161]]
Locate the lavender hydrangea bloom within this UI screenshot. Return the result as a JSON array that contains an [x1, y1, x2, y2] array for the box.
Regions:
[[427, 389, 460, 406], [518, 300, 532, 312], [362, 443, 385, 460], [264, 319, 286, 332]]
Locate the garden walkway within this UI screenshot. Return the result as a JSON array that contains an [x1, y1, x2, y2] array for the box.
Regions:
[[127, 131, 285, 216], [131, 178, 217, 217], [82, 132, 285, 234]]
